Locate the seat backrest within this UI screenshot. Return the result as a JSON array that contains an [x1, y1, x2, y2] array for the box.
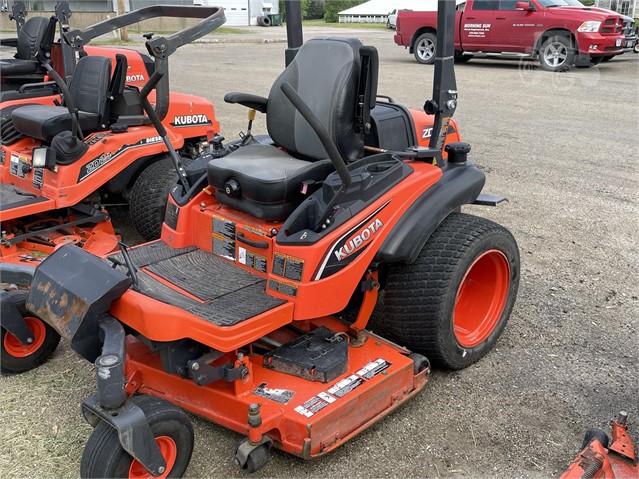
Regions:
[[266, 37, 378, 162], [68, 55, 112, 119], [16, 16, 49, 61]]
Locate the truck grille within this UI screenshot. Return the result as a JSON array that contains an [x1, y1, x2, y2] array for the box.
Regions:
[[622, 19, 635, 37], [601, 17, 623, 35]]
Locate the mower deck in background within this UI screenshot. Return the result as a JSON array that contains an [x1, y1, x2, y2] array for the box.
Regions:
[[0, 6, 227, 375], [27, 1, 520, 476], [561, 411, 637, 479]]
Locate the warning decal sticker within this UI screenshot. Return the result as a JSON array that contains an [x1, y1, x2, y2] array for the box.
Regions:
[[294, 359, 392, 417], [254, 383, 294, 404]]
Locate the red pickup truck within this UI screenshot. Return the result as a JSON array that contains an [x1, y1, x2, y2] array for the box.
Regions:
[[394, 0, 625, 71]]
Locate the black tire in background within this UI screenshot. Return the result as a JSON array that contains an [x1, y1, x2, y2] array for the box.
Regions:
[[539, 35, 575, 72], [382, 213, 520, 370], [414, 32, 437, 64], [257, 15, 271, 27], [1, 290, 61, 374], [129, 158, 178, 241], [81, 395, 194, 479]]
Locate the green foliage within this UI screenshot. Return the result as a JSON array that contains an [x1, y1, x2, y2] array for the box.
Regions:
[[323, 0, 365, 23], [280, 0, 313, 20], [307, 0, 325, 20]]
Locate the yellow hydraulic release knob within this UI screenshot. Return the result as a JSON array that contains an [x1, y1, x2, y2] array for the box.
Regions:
[[248, 109, 256, 121]]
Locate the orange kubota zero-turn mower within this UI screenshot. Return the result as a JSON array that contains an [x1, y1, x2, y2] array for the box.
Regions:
[[26, 1, 520, 476], [561, 411, 637, 479], [0, 6, 226, 374]]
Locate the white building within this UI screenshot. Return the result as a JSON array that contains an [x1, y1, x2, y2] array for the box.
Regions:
[[594, 0, 637, 17], [194, 0, 279, 26], [338, 0, 463, 24]]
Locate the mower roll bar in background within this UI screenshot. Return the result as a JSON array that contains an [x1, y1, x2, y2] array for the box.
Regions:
[[9, 1, 27, 34], [63, 6, 226, 122], [284, 1, 303, 66]]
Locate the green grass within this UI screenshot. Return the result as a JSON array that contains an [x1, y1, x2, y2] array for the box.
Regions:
[[302, 19, 387, 29]]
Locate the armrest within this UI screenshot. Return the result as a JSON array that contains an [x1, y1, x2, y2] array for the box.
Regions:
[[224, 92, 268, 113], [19, 81, 58, 93], [0, 38, 18, 48]]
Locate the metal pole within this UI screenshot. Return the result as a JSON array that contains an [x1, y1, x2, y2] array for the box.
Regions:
[[284, 0, 303, 65]]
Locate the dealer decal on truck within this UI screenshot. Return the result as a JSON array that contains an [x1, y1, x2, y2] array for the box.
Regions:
[[170, 114, 212, 128]]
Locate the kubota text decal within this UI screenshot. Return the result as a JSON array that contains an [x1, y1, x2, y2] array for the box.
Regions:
[[313, 200, 390, 280], [170, 114, 212, 128]]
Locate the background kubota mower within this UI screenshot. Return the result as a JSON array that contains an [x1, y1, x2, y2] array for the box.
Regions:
[[561, 411, 637, 479], [26, 1, 520, 476], [0, 6, 227, 375]]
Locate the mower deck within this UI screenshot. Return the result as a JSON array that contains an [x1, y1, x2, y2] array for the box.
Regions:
[[109, 241, 286, 326], [124, 316, 429, 459]]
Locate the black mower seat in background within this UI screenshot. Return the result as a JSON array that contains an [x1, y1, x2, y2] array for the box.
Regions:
[[0, 16, 50, 78], [210, 37, 378, 220], [11, 56, 112, 142]]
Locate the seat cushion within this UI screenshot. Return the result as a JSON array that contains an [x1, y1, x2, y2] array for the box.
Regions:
[[207, 144, 334, 220], [11, 105, 100, 142], [0, 58, 40, 77]]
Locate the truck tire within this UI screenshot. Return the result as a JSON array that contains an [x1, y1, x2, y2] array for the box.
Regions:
[[129, 158, 178, 241], [382, 213, 520, 370], [414, 32, 437, 64], [539, 35, 574, 72]]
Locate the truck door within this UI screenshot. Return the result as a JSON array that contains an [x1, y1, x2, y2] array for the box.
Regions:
[[492, 0, 541, 52], [461, 0, 498, 51]]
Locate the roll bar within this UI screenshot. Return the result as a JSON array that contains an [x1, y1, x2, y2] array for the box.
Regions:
[[9, 1, 27, 35], [63, 6, 226, 121]]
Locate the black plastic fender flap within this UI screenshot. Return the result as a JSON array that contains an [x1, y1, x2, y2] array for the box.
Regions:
[[26, 244, 130, 361], [374, 161, 486, 264]]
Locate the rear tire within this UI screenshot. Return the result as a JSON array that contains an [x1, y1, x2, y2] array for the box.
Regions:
[[129, 158, 178, 241], [414, 32, 437, 64], [539, 35, 574, 72], [80, 395, 194, 479], [383, 213, 520, 369], [1, 290, 61, 374]]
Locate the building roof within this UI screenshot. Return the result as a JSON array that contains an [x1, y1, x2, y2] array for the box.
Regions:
[[339, 0, 464, 16]]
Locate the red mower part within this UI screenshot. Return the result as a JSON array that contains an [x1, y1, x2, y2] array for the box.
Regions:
[[453, 249, 510, 348], [128, 436, 177, 479], [3, 316, 47, 358]]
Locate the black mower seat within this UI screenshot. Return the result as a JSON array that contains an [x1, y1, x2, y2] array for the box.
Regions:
[[11, 55, 112, 142], [10, 105, 100, 141], [208, 144, 334, 220], [211, 37, 378, 221], [0, 16, 50, 79]]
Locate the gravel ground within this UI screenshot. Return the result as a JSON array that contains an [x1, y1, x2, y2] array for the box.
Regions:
[[1, 27, 638, 479]]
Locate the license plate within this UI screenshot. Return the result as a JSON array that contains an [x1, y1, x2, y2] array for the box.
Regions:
[[627, 40, 635, 47], [616, 38, 622, 47]]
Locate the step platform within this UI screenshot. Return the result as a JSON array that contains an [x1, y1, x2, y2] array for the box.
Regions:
[[0, 184, 47, 212], [110, 241, 285, 327]]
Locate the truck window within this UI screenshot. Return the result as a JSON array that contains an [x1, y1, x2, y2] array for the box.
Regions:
[[472, 0, 499, 10], [498, 0, 520, 9]]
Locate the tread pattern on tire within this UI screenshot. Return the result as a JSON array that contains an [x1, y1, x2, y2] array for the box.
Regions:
[[129, 158, 178, 241], [381, 213, 519, 369]]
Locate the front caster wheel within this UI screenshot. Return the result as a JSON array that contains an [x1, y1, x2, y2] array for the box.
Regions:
[[1, 290, 61, 374], [235, 439, 271, 473], [80, 395, 194, 479]]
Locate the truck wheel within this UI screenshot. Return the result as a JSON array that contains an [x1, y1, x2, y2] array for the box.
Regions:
[[454, 52, 473, 63], [414, 33, 437, 64], [382, 213, 520, 370], [129, 158, 178, 241], [1, 290, 61, 374], [634, 43, 639, 54], [80, 395, 194, 479], [539, 35, 574, 72]]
